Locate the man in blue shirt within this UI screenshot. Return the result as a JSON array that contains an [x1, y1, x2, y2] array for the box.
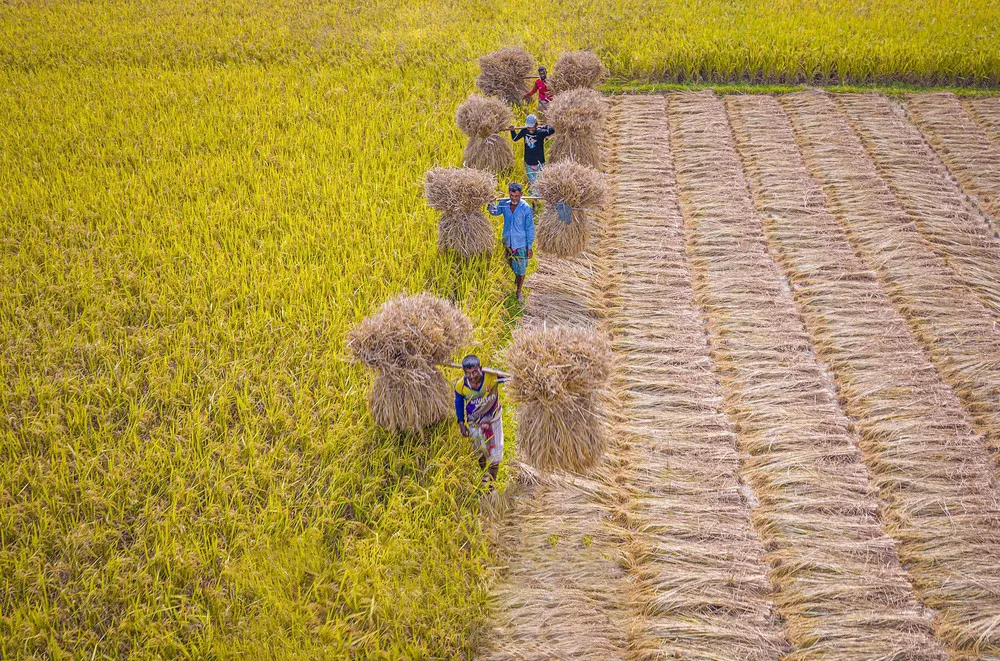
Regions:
[[488, 182, 534, 303]]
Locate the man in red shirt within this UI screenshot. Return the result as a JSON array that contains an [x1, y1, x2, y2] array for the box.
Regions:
[[523, 66, 552, 111]]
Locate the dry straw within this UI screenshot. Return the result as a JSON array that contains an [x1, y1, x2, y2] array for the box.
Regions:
[[476, 47, 534, 106], [456, 94, 515, 174], [347, 293, 471, 432], [534, 161, 609, 257], [424, 167, 497, 257], [505, 326, 612, 473], [550, 51, 607, 94], [547, 88, 608, 168]]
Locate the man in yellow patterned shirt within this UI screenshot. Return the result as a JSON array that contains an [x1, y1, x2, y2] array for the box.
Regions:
[[454, 354, 508, 485]]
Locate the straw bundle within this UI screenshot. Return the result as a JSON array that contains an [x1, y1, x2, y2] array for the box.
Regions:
[[505, 326, 612, 473], [550, 51, 607, 94], [547, 88, 608, 168], [347, 293, 472, 432], [424, 167, 497, 257], [476, 47, 534, 106], [534, 162, 609, 257], [456, 94, 515, 174]]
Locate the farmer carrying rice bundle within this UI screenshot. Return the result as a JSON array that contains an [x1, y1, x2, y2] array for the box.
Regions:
[[488, 182, 535, 303], [454, 355, 509, 486], [509, 114, 555, 196], [523, 66, 553, 111]]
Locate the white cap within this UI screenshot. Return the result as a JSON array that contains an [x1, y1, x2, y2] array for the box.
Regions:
[[525, 114, 538, 127]]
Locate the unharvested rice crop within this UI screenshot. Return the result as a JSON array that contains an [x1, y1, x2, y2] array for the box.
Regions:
[[550, 51, 607, 93], [424, 167, 497, 257], [476, 47, 535, 105], [534, 162, 609, 257], [547, 88, 609, 168], [505, 326, 612, 473], [455, 94, 515, 173]]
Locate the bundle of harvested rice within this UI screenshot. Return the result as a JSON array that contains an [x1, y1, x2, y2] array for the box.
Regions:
[[476, 47, 535, 105], [534, 162, 609, 257], [347, 293, 472, 431], [550, 51, 607, 93], [424, 167, 497, 257], [547, 88, 608, 168], [456, 94, 515, 173], [505, 326, 612, 473]]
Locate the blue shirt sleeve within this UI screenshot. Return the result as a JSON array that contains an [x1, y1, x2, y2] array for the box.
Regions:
[[524, 205, 534, 248], [489, 200, 506, 217], [455, 390, 465, 423]]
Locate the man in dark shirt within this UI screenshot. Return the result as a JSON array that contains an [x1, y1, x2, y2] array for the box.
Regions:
[[509, 114, 555, 195]]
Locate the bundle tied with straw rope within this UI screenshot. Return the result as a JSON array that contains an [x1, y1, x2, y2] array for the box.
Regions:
[[424, 167, 497, 257], [347, 293, 472, 432], [505, 326, 612, 473], [534, 162, 609, 258], [456, 94, 515, 174], [550, 51, 608, 93], [476, 46, 535, 106], [547, 88, 609, 169]]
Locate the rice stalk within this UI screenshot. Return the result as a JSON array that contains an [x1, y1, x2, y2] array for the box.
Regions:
[[550, 51, 607, 94], [534, 161, 609, 257]]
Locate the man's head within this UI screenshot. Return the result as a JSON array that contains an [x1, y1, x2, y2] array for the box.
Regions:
[[462, 354, 483, 386], [508, 182, 523, 206], [525, 114, 538, 133], [538, 66, 547, 81]]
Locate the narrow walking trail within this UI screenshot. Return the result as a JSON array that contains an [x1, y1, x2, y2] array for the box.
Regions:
[[482, 156, 628, 658]]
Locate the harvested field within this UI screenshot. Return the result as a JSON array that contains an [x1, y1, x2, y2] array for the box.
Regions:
[[776, 91, 1000, 472], [608, 96, 785, 660], [836, 93, 1000, 316], [729, 92, 1000, 658], [487, 90, 1000, 660], [906, 93, 1000, 235], [967, 97, 1000, 147], [670, 91, 941, 660]]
